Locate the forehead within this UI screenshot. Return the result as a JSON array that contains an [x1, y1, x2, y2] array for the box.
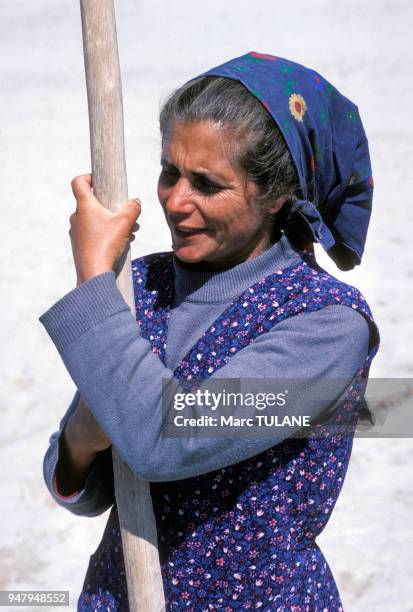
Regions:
[[162, 121, 237, 175]]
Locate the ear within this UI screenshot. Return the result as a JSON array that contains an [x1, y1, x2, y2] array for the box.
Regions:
[[267, 194, 291, 214]]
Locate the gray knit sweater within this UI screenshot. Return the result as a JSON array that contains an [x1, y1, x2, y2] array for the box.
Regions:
[[40, 234, 370, 517]]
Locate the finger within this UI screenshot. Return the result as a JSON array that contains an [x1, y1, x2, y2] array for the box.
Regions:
[[130, 198, 142, 214], [71, 174, 94, 207], [117, 198, 142, 228]]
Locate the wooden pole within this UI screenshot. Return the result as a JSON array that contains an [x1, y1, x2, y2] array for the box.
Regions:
[[79, 1, 165, 610]]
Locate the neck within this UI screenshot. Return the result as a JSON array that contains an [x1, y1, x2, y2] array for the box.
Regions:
[[172, 232, 302, 304]]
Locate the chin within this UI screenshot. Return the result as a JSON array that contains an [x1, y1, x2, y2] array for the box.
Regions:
[[173, 246, 207, 263]]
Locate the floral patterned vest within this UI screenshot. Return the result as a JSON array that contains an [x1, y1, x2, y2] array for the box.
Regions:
[[78, 250, 379, 611]]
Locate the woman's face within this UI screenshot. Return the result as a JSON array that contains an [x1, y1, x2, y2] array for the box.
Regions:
[[157, 121, 281, 270]]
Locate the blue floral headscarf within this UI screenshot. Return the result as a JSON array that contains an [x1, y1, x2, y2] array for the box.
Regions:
[[198, 51, 374, 271]]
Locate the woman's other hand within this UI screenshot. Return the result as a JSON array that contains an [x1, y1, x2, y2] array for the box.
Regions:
[[66, 397, 112, 454], [70, 174, 141, 286], [55, 399, 111, 496]]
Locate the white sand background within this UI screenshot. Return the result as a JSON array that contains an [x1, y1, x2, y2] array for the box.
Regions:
[[1, 0, 412, 609]]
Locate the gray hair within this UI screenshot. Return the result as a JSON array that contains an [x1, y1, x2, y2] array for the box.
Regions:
[[159, 76, 301, 237]]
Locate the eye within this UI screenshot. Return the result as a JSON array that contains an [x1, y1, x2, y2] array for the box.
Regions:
[[159, 162, 224, 196], [193, 179, 223, 196], [159, 167, 179, 186]]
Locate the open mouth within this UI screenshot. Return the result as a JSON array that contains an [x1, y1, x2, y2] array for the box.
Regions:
[[174, 226, 209, 238]]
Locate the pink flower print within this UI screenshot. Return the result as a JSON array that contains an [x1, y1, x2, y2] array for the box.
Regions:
[[181, 591, 190, 600], [276, 575, 284, 585], [216, 557, 225, 567], [295, 481, 304, 490]]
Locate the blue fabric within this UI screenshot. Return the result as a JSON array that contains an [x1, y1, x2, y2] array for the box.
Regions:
[[77, 250, 379, 610], [198, 51, 374, 270]]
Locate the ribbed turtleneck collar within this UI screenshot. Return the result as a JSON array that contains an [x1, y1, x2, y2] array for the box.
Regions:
[[172, 233, 303, 304]]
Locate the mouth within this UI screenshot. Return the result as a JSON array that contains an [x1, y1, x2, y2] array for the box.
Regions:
[[173, 225, 210, 238]]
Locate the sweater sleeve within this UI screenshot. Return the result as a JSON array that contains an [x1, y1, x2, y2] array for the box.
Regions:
[[43, 389, 114, 517], [39, 272, 370, 482]]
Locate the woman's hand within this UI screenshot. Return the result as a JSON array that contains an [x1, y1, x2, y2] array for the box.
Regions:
[[65, 397, 112, 454], [55, 399, 111, 496], [70, 174, 141, 285]]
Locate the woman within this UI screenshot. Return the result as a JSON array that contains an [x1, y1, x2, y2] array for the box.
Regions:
[[41, 52, 379, 610]]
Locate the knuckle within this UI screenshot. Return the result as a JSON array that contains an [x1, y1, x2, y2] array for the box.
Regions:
[[118, 211, 130, 225]]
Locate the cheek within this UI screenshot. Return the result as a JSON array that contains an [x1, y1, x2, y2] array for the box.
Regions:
[[213, 194, 262, 231], [211, 191, 248, 220]]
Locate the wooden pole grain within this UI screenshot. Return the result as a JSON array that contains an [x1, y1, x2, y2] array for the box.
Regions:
[[79, 1, 165, 610]]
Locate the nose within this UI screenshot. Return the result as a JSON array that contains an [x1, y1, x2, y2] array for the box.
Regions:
[[163, 178, 196, 217]]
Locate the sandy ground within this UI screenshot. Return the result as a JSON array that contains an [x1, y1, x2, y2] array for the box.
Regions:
[[1, 0, 412, 610]]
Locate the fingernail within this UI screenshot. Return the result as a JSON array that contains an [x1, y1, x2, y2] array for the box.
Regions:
[[133, 198, 141, 207]]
